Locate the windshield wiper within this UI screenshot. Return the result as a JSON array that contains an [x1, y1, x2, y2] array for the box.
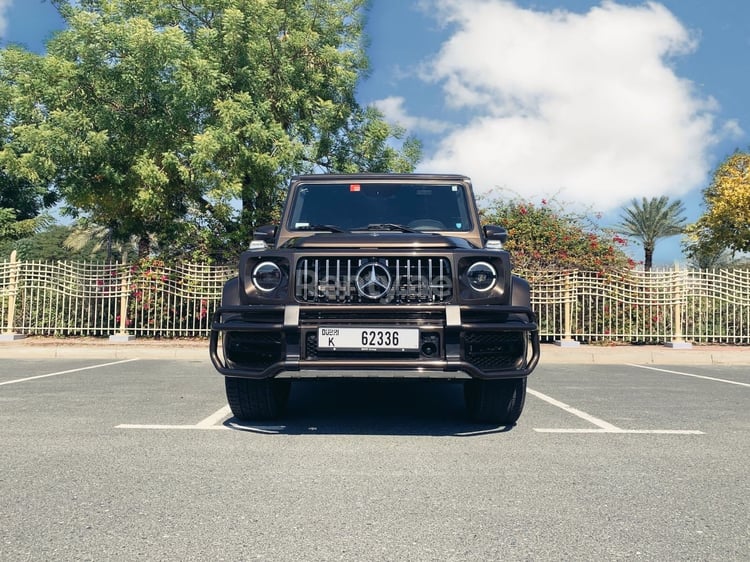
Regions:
[[363, 223, 419, 233], [296, 224, 347, 233]]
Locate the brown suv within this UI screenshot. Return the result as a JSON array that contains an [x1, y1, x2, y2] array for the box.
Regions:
[[210, 174, 540, 425]]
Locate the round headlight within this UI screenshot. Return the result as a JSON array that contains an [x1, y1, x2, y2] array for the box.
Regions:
[[466, 261, 496, 292], [252, 261, 282, 292]]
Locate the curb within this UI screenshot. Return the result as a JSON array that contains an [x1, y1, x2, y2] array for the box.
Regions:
[[538, 345, 750, 366], [0, 339, 208, 361]]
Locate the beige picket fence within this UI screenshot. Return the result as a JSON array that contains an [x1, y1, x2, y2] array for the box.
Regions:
[[524, 268, 750, 344], [0, 251, 232, 339], [1, 251, 749, 344]]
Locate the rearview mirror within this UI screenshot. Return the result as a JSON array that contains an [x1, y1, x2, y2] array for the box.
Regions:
[[249, 225, 277, 250], [253, 225, 277, 242], [484, 225, 508, 244]]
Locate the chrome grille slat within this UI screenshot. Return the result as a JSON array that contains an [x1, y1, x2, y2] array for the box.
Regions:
[[295, 256, 453, 304]]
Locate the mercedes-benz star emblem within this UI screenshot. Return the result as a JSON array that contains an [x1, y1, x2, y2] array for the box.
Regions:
[[355, 262, 392, 300]]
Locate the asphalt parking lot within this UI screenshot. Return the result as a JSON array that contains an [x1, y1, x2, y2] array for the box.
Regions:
[[0, 350, 748, 561]]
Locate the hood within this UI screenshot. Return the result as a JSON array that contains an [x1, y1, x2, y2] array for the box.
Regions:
[[281, 232, 474, 250]]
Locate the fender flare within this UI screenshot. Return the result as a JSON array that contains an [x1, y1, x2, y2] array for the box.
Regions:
[[511, 275, 531, 308]]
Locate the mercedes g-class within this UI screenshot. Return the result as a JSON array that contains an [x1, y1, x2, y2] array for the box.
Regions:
[[209, 174, 540, 425]]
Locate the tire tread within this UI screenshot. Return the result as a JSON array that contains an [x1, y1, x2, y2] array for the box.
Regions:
[[225, 377, 290, 421], [464, 378, 526, 425]]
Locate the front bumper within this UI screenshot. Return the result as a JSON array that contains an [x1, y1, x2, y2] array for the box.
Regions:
[[209, 304, 540, 380]]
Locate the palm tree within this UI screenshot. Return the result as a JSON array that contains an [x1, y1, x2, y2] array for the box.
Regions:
[[617, 196, 687, 270], [64, 222, 157, 262]]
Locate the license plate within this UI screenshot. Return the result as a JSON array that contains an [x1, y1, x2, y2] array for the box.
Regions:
[[318, 327, 419, 351]]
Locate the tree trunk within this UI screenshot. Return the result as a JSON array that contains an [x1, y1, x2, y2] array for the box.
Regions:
[[138, 234, 150, 259], [644, 245, 654, 271]]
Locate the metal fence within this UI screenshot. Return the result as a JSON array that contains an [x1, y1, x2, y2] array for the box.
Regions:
[[1, 251, 749, 344], [0, 252, 233, 338], [522, 268, 750, 344]]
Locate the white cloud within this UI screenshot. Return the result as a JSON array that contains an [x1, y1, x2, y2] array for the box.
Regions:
[[0, 0, 12, 38], [407, 0, 725, 212], [721, 119, 744, 139], [373, 96, 451, 134]]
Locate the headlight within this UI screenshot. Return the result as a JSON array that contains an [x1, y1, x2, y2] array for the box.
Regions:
[[466, 261, 496, 292], [252, 261, 282, 292]]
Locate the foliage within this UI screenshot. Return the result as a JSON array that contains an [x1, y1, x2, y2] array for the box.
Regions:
[[681, 223, 735, 269], [0, 171, 56, 221], [0, 208, 36, 242], [479, 195, 633, 272], [62, 220, 164, 262], [0, 15, 203, 257], [0, 207, 53, 251], [1, 74, 56, 245], [616, 196, 686, 271], [0, 224, 113, 261], [691, 151, 750, 256], [0, 0, 420, 259], [124, 257, 216, 336]]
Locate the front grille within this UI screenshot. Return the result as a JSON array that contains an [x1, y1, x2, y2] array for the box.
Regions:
[[295, 256, 452, 304], [463, 332, 526, 371]]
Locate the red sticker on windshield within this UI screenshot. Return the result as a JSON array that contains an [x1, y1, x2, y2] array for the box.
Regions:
[[350, 184, 361, 192]]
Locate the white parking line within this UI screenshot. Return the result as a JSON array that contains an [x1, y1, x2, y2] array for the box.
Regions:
[[117, 405, 233, 430], [196, 406, 232, 427], [528, 388, 620, 431], [0, 358, 140, 386], [117, 387, 705, 434], [534, 428, 704, 434], [626, 364, 750, 387], [528, 387, 704, 434], [116, 423, 230, 430]]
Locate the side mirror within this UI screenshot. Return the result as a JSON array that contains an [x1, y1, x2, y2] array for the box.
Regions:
[[250, 225, 277, 250], [483, 225, 508, 245], [253, 225, 277, 242]]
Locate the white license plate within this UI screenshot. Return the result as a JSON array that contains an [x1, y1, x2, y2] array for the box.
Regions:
[[318, 327, 419, 351]]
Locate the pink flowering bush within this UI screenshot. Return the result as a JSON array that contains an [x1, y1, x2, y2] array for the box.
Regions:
[[480, 195, 633, 273]]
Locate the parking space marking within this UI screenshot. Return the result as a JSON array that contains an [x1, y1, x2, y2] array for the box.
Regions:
[[0, 358, 140, 386], [534, 428, 704, 434], [116, 423, 229, 430], [117, 386, 706, 434], [528, 387, 620, 430], [528, 387, 704, 435], [626, 364, 750, 388], [196, 406, 232, 428], [116, 405, 233, 430]]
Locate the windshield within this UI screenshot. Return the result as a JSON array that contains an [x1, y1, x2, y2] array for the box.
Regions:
[[287, 182, 473, 232]]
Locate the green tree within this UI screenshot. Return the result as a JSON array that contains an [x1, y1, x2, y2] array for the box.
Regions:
[[480, 196, 632, 272], [617, 196, 686, 271], [681, 223, 731, 269], [690, 152, 750, 257], [0, 208, 41, 244], [0, 172, 56, 220], [0, 60, 57, 244], [0, 0, 420, 259]]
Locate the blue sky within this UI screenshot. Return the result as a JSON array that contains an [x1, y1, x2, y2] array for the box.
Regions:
[[2, 0, 749, 266]]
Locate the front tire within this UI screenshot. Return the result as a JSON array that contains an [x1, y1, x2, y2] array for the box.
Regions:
[[225, 377, 291, 421], [464, 378, 526, 425]]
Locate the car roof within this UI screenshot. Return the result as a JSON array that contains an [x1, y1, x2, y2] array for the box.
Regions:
[[290, 173, 472, 183]]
